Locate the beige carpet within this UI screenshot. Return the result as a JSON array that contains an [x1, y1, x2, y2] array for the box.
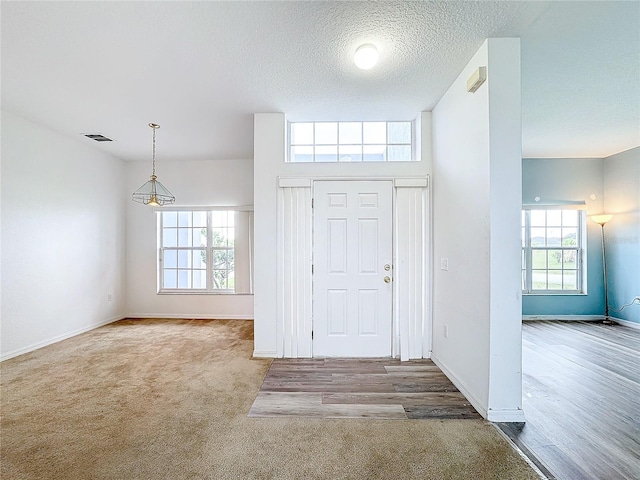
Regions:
[[1, 319, 539, 480]]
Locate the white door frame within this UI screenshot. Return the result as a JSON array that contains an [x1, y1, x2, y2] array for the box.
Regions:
[[276, 176, 430, 360]]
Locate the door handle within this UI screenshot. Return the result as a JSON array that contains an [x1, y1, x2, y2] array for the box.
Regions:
[[384, 276, 391, 283]]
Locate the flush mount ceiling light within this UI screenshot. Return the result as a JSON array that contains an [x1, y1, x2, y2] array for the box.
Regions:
[[354, 44, 378, 70], [132, 123, 175, 206]]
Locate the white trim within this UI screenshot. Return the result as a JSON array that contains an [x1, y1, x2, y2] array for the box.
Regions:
[[278, 177, 312, 188], [431, 353, 488, 419], [610, 316, 640, 329], [153, 205, 254, 212], [253, 350, 277, 358], [126, 313, 253, 320], [0, 315, 125, 362], [522, 315, 602, 321], [487, 408, 526, 423], [522, 201, 586, 210], [394, 178, 428, 188]]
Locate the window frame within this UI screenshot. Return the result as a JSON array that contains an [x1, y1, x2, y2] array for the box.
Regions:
[[156, 207, 252, 294], [521, 207, 587, 295], [287, 120, 416, 163]]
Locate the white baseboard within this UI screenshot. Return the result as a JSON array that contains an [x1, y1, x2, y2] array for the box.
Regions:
[[487, 407, 526, 423], [253, 350, 277, 358], [1, 315, 125, 362], [126, 313, 254, 320], [610, 316, 640, 329], [522, 315, 602, 321], [431, 353, 488, 420]]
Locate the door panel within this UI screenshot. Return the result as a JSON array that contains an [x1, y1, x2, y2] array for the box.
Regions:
[[313, 181, 393, 357]]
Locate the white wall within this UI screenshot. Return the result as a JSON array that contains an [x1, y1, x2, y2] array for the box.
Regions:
[[603, 147, 640, 324], [253, 113, 432, 357], [125, 159, 254, 319], [1, 111, 126, 360], [432, 39, 524, 421]]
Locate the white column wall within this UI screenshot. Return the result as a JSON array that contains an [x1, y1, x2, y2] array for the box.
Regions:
[[432, 39, 524, 421]]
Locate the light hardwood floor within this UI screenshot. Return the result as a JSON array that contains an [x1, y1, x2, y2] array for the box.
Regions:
[[249, 358, 481, 420], [498, 320, 640, 480]]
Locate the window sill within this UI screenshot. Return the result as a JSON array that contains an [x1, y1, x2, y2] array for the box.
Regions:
[[523, 292, 587, 296]]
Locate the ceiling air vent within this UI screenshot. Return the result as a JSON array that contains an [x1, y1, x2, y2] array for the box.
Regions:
[[83, 133, 113, 142]]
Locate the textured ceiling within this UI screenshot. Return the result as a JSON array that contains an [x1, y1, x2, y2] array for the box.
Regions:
[[1, 1, 638, 162]]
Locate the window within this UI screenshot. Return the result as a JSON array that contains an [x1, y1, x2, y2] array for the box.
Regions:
[[158, 209, 253, 293], [288, 121, 414, 162], [521, 209, 586, 294]]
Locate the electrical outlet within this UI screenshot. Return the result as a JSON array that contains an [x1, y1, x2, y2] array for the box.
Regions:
[[107, 293, 113, 302], [443, 325, 449, 338]]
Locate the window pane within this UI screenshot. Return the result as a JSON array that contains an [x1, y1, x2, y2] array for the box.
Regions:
[[563, 271, 577, 290], [178, 227, 192, 247], [163, 228, 177, 247], [548, 250, 562, 269], [163, 212, 177, 227], [547, 228, 561, 246], [212, 229, 227, 247], [388, 122, 411, 144], [562, 210, 578, 226], [532, 270, 547, 289], [547, 270, 562, 289], [164, 250, 177, 268], [531, 210, 546, 227], [211, 212, 227, 227], [532, 250, 546, 269], [387, 145, 411, 161], [363, 122, 386, 144], [290, 146, 313, 163], [193, 227, 207, 247], [192, 212, 207, 228], [531, 228, 545, 247], [315, 123, 337, 145], [291, 123, 313, 145], [178, 211, 191, 227], [178, 250, 190, 268], [178, 270, 191, 288], [363, 145, 386, 162], [163, 269, 177, 289], [315, 145, 337, 162], [193, 270, 206, 289], [213, 269, 228, 289], [521, 227, 526, 247], [562, 228, 577, 246], [563, 250, 577, 268], [339, 122, 362, 144], [192, 250, 206, 269], [338, 145, 362, 162], [547, 210, 561, 226]]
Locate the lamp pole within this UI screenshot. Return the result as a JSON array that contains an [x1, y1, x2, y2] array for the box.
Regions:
[[590, 214, 613, 322], [599, 223, 609, 320]]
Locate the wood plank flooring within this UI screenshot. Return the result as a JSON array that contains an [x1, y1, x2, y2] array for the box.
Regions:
[[498, 321, 640, 480], [248, 358, 481, 420]]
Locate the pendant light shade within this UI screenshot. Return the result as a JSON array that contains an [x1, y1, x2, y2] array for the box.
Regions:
[[132, 123, 175, 206]]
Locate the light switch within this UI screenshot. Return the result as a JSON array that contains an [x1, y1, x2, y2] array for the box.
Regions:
[[440, 258, 449, 271]]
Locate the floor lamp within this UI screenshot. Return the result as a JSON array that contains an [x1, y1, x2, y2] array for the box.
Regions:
[[590, 214, 613, 321]]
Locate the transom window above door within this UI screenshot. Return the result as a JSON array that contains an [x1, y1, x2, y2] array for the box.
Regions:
[[288, 121, 414, 163]]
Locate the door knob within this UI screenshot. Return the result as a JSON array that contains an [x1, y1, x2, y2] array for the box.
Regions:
[[384, 276, 391, 283]]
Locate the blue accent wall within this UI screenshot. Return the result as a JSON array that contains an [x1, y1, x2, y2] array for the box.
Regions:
[[522, 158, 605, 316], [603, 147, 640, 324]]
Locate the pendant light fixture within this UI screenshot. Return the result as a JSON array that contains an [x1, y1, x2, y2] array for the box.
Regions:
[[132, 123, 175, 206]]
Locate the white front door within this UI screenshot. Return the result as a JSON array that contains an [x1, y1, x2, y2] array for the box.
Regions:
[[312, 181, 393, 357]]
